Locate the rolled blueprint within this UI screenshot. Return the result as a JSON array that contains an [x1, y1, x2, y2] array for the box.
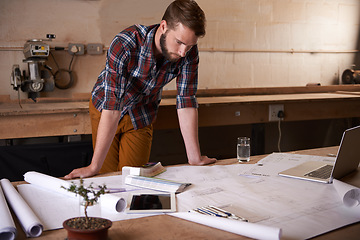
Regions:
[[23, 171, 74, 198], [170, 212, 282, 240], [101, 194, 127, 212], [0, 184, 16, 240], [24, 171, 126, 213], [0, 179, 43, 238], [333, 179, 360, 207]]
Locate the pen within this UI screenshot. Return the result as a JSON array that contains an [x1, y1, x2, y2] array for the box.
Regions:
[[195, 208, 227, 218], [201, 206, 228, 218], [191, 206, 249, 222], [208, 206, 248, 222]]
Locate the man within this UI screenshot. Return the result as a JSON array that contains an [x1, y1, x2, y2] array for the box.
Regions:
[[64, 0, 216, 180]]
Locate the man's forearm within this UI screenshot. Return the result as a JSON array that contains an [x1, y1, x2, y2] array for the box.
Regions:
[[90, 109, 121, 173], [64, 109, 121, 179], [177, 107, 202, 164]]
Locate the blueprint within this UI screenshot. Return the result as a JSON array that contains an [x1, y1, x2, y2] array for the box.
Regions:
[[13, 153, 360, 239]]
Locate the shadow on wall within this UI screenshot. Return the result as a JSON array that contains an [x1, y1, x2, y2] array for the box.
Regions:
[[354, 13, 360, 69]]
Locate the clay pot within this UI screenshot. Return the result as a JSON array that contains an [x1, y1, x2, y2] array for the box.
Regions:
[[63, 217, 112, 240]]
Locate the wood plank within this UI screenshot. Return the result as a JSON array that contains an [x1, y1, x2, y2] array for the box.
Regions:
[[2, 85, 360, 104], [0, 102, 89, 116], [0, 112, 90, 139], [161, 85, 360, 98], [1, 93, 360, 138], [156, 93, 360, 128], [160, 93, 360, 106]]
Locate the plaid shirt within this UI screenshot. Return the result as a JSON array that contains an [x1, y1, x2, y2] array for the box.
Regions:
[[92, 24, 199, 130]]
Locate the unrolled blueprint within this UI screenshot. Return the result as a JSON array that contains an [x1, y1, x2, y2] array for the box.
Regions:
[[14, 153, 360, 239]]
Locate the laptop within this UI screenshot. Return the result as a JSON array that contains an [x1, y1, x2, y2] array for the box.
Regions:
[[278, 125, 360, 183]]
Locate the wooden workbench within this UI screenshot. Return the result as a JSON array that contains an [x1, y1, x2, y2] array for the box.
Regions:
[[11, 146, 360, 240], [1, 87, 360, 139], [158, 92, 360, 128], [0, 101, 90, 139]]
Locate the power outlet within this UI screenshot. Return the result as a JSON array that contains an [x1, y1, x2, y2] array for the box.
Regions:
[[68, 43, 85, 55], [269, 104, 284, 121], [87, 43, 103, 55]]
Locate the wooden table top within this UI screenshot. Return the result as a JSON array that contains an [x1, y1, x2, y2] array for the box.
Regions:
[[11, 146, 360, 240]]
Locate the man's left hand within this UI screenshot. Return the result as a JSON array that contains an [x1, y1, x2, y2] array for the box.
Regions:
[[189, 155, 216, 165]]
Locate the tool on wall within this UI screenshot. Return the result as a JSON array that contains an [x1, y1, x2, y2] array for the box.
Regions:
[[341, 66, 360, 84], [11, 34, 56, 102], [10, 35, 103, 103]]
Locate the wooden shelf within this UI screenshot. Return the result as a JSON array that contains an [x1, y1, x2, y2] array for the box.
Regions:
[[1, 90, 360, 139]]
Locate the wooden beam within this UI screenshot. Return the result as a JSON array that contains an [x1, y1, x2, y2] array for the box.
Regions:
[[161, 85, 360, 98]]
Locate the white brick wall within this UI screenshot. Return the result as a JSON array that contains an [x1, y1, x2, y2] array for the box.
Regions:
[[196, 0, 360, 89], [0, 0, 359, 99]]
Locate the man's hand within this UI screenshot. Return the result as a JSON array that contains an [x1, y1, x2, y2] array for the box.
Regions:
[[177, 108, 216, 166], [188, 155, 217, 166], [64, 109, 121, 180], [64, 165, 98, 180]]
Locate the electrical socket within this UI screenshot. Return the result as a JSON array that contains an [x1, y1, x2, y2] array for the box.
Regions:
[[87, 43, 103, 55], [68, 43, 85, 55], [269, 104, 284, 121]]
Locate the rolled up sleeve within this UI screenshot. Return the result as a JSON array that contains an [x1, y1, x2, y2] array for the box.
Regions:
[[176, 46, 199, 109]]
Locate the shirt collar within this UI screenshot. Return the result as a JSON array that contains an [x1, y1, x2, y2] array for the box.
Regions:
[[142, 24, 159, 64]]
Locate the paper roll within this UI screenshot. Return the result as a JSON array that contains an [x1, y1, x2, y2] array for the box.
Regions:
[[23, 171, 74, 198], [0, 179, 43, 238], [24, 171, 126, 213], [170, 212, 282, 240], [0, 184, 17, 240], [333, 179, 360, 207], [101, 194, 127, 212]]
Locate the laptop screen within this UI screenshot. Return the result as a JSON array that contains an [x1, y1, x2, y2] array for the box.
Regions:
[[331, 125, 360, 180]]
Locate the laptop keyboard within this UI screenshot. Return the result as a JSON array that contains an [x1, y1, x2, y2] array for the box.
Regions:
[[304, 164, 333, 179]]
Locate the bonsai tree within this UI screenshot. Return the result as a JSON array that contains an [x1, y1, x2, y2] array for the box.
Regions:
[[62, 178, 107, 228]]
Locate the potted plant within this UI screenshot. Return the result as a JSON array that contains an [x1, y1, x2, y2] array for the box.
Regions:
[[61, 179, 112, 240]]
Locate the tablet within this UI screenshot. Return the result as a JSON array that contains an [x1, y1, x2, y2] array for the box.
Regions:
[[125, 192, 176, 213]]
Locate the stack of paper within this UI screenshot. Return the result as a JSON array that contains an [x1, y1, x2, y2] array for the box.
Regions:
[[122, 162, 166, 178], [125, 175, 191, 193]]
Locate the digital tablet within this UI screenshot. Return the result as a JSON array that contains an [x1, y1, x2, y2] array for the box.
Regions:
[[125, 192, 176, 213]]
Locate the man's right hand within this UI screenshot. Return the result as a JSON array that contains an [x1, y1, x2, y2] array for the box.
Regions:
[[64, 109, 120, 180], [64, 165, 98, 180]]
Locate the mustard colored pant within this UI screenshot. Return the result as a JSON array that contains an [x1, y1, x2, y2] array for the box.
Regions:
[[89, 100, 153, 173]]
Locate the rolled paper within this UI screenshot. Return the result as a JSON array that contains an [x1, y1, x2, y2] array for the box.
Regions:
[[0, 184, 17, 240], [170, 212, 282, 240], [23, 171, 74, 198], [0, 179, 43, 237], [102, 194, 127, 212], [333, 179, 360, 207], [24, 171, 126, 213]]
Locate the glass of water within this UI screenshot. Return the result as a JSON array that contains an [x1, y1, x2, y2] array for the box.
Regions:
[[237, 137, 250, 162]]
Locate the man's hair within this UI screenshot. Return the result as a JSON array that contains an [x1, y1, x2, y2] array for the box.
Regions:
[[162, 0, 206, 37]]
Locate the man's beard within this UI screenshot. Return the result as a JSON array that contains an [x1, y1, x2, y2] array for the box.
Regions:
[[160, 31, 181, 62]]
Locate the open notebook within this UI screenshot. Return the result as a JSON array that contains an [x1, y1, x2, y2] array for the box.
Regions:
[[278, 125, 360, 183]]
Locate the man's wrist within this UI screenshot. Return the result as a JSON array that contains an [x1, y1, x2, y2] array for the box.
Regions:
[[188, 156, 202, 165], [89, 162, 101, 174]]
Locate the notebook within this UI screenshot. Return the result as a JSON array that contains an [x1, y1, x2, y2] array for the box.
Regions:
[[278, 125, 360, 183]]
